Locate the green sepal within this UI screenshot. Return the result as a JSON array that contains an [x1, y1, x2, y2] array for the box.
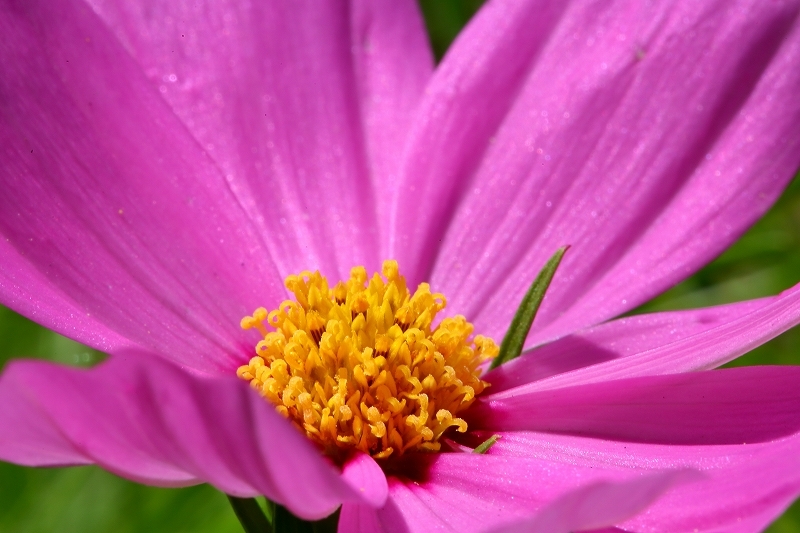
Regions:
[[472, 434, 501, 454], [489, 246, 569, 370]]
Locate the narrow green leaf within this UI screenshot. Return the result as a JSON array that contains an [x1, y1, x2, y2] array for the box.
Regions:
[[472, 434, 501, 454], [263, 499, 275, 524], [227, 495, 271, 533], [489, 246, 569, 370]]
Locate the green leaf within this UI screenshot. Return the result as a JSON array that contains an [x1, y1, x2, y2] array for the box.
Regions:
[[489, 246, 569, 370], [227, 496, 271, 533], [472, 435, 501, 454]]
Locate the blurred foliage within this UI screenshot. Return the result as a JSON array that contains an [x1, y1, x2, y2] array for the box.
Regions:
[[0, 306, 243, 533], [0, 461, 239, 533], [2, 2, 800, 532], [418, 0, 485, 60]]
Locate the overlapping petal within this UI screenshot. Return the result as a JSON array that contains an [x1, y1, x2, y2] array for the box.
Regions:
[[488, 286, 800, 392], [341, 452, 389, 509], [389, 0, 570, 282], [0, 0, 286, 372], [472, 366, 800, 444], [0, 237, 134, 355], [340, 453, 695, 533], [467, 366, 800, 532], [86, 0, 432, 277], [0, 351, 386, 520], [488, 431, 800, 533], [1, 0, 799, 531], [394, 0, 800, 346], [488, 472, 697, 533], [0, 0, 434, 372]]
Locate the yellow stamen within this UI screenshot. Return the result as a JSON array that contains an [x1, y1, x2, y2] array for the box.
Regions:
[[238, 260, 499, 460]]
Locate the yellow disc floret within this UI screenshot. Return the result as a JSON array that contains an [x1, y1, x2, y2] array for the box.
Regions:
[[237, 260, 499, 460]]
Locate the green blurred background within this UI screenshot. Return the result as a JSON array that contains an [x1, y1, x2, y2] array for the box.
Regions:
[[2, 2, 799, 531]]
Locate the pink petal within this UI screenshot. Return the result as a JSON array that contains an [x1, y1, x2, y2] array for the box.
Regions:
[[0, 238, 133, 354], [472, 366, 800, 445], [488, 431, 800, 533], [341, 453, 689, 533], [488, 472, 697, 533], [486, 289, 799, 392], [0, 352, 380, 520], [341, 452, 389, 508], [0, 356, 89, 468], [338, 504, 385, 533], [389, 0, 570, 283], [394, 0, 800, 344], [0, 1, 287, 372], [504, 282, 800, 393], [348, 1, 435, 251], [87, 0, 432, 276]]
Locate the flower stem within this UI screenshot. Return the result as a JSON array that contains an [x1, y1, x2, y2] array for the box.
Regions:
[[227, 495, 339, 533], [273, 505, 315, 533], [227, 496, 272, 533], [273, 505, 339, 533]]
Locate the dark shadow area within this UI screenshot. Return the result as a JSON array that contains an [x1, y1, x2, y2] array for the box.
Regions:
[[417, 0, 485, 61]]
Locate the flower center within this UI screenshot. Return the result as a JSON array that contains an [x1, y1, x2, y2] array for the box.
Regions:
[[237, 260, 498, 460]]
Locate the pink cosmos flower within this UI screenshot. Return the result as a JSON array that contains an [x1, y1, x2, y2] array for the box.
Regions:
[[2, 0, 800, 531]]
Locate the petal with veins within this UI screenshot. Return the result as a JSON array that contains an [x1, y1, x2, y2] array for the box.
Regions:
[[0, 352, 381, 520]]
